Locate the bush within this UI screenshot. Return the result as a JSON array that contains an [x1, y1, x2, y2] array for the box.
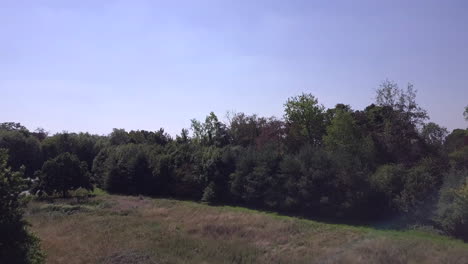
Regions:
[[393, 158, 441, 221], [369, 164, 405, 209], [201, 182, 216, 204], [435, 169, 468, 240], [0, 149, 44, 263], [70, 187, 91, 203]]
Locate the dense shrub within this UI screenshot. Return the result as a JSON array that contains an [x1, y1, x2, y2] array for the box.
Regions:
[[0, 149, 44, 264], [435, 169, 468, 240]]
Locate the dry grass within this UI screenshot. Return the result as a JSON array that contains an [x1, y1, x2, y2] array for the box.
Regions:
[[26, 195, 468, 264]]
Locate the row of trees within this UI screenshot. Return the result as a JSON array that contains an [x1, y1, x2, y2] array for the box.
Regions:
[[1, 81, 467, 249]]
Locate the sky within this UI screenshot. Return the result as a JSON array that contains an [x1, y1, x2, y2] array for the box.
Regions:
[[1, 0, 467, 136]]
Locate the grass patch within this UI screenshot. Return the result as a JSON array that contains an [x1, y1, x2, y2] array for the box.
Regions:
[[26, 194, 468, 264]]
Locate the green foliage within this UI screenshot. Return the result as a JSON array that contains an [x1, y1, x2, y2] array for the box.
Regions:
[[41, 132, 103, 170], [369, 164, 405, 210], [0, 149, 44, 263], [284, 93, 325, 146], [104, 144, 157, 195], [435, 169, 468, 240], [421, 122, 448, 148], [0, 125, 42, 177], [444, 129, 468, 170], [191, 112, 229, 147], [394, 158, 442, 221], [444, 129, 467, 153], [70, 187, 92, 203], [449, 146, 468, 169], [201, 182, 216, 204], [39, 152, 92, 197]]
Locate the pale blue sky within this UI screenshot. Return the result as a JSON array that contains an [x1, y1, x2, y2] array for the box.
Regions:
[[1, 0, 467, 135]]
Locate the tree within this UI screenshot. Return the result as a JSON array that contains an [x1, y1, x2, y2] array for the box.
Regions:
[[255, 117, 286, 152], [444, 129, 468, 170], [176, 128, 190, 144], [42, 132, 102, 170], [0, 122, 28, 132], [104, 144, 157, 195], [284, 93, 325, 147], [228, 113, 260, 147], [464, 105, 468, 122], [421, 122, 448, 147], [394, 158, 442, 220], [31, 128, 48, 142], [39, 152, 92, 197], [191, 112, 230, 147], [0, 149, 44, 263], [323, 109, 375, 217], [362, 103, 425, 164], [109, 128, 130, 145], [0, 128, 42, 178], [435, 169, 468, 240], [375, 80, 428, 125], [369, 164, 406, 214]]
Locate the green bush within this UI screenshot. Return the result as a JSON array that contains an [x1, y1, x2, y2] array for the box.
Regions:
[[0, 149, 44, 263], [201, 182, 216, 204], [435, 169, 468, 240]]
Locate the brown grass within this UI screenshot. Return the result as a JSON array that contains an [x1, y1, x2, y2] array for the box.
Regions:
[[26, 195, 468, 264]]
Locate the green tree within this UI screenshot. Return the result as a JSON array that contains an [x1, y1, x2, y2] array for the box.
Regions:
[[0, 122, 28, 132], [42, 132, 102, 169], [104, 144, 158, 195], [191, 112, 229, 147], [176, 128, 190, 144], [284, 93, 325, 146], [323, 109, 375, 217], [0, 126, 42, 178], [228, 113, 260, 147], [369, 164, 406, 213], [109, 128, 130, 145], [0, 149, 44, 263], [421, 122, 448, 147], [394, 158, 442, 220], [444, 129, 468, 170], [39, 152, 92, 197], [435, 169, 468, 240]]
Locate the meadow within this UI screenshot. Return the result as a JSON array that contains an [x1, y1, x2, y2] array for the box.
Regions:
[[26, 193, 468, 264]]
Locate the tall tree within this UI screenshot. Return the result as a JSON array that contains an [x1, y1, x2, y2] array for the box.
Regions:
[[191, 112, 229, 147], [39, 152, 92, 197], [0, 126, 42, 178], [421, 122, 448, 147], [284, 93, 325, 147], [375, 80, 428, 125]]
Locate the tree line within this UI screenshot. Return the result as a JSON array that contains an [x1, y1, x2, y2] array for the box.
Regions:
[[1, 81, 467, 262]]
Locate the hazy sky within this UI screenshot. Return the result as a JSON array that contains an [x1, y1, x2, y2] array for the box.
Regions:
[[1, 0, 467, 136]]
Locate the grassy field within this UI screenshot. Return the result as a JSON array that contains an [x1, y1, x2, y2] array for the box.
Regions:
[[25, 194, 468, 264]]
